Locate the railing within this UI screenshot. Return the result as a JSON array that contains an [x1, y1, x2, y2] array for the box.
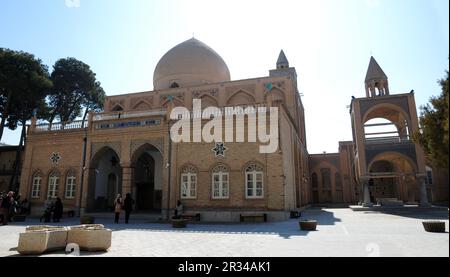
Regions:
[[93, 109, 167, 121], [34, 120, 88, 132], [365, 136, 411, 145]]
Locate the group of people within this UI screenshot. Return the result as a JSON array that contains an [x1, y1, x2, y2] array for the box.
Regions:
[[0, 191, 29, 225], [112, 194, 184, 223], [40, 197, 64, 223], [113, 193, 135, 224]]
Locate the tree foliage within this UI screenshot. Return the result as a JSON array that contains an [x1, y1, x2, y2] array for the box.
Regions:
[[46, 58, 105, 124], [414, 70, 449, 168], [0, 48, 52, 140]]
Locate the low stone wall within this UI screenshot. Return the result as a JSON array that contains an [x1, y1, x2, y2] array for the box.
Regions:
[[18, 226, 68, 255], [67, 225, 112, 252], [17, 224, 111, 255]]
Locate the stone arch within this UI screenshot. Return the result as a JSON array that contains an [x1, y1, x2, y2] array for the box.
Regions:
[[363, 103, 411, 127], [130, 143, 164, 211], [91, 146, 121, 168], [87, 146, 122, 211], [131, 100, 152, 111], [269, 88, 286, 103], [367, 151, 417, 174], [227, 89, 256, 106], [161, 97, 185, 108], [198, 94, 219, 108], [111, 104, 124, 112]]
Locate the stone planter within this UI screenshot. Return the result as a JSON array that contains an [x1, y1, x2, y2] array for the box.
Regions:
[[422, 221, 446, 233], [67, 224, 112, 252], [171, 219, 188, 228], [80, 216, 95, 224], [18, 226, 68, 255], [299, 220, 317, 231]]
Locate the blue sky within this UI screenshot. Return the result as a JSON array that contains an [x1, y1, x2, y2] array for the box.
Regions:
[[0, 0, 448, 153]]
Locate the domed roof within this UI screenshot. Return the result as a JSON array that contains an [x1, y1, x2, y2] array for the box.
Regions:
[[153, 38, 231, 90]]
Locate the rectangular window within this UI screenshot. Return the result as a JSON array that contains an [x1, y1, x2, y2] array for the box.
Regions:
[[212, 172, 229, 199], [246, 172, 264, 199], [181, 173, 197, 199], [47, 176, 59, 199], [31, 177, 42, 199], [65, 176, 76, 199]]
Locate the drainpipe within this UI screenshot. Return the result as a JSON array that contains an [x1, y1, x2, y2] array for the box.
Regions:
[[78, 114, 89, 217]]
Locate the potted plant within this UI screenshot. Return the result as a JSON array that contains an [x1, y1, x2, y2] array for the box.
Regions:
[[422, 221, 446, 233], [299, 219, 317, 231]]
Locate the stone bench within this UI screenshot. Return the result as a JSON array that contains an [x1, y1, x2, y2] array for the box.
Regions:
[[18, 226, 69, 255], [240, 213, 267, 222], [67, 224, 112, 252], [181, 213, 201, 222]]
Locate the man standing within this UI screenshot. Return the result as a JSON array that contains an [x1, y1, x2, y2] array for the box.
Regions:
[[123, 193, 135, 224]]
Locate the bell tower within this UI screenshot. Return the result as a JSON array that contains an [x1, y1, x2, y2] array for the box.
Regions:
[[365, 56, 390, 97], [350, 57, 429, 207]]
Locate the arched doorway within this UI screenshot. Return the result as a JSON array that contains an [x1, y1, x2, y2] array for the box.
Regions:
[[368, 152, 417, 203], [87, 147, 122, 212], [131, 144, 163, 213]]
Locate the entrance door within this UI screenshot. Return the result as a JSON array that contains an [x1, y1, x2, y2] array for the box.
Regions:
[[135, 153, 155, 211], [107, 173, 117, 209]]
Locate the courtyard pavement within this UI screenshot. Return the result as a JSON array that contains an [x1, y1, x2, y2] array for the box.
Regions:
[[1, 208, 448, 257]]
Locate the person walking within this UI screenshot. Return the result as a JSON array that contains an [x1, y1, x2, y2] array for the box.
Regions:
[[53, 197, 63, 222], [123, 193, 134, 224], [114, 194, 123, 224]]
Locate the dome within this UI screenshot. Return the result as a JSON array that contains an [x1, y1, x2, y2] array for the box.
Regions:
[[153, 38, 231, 90]]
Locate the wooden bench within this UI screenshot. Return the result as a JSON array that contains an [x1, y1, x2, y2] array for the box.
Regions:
[[181, 213, 201, 222], [240, 213, 267, 222]]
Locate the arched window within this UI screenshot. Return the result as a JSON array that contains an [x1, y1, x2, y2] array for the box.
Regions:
[[212, 165, 229, 199], [245, 163, 264, 199], [65, 170, 76, 199], [170, 82, 180, 88], [47, 171, 60, 199], [31, 172, 42, 199], [181, 165, 197, 199]]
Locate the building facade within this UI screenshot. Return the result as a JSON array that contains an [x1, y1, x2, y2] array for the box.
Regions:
[[18, 40, 448, 221], [19, 39, 309, 221]]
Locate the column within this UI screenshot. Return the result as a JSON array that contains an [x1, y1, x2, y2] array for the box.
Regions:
[[121, 165, 134, 197], [417, 175, 430, 207], [361, 177, 373, 207]]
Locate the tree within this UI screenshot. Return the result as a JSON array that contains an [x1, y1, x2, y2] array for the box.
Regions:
[[0, 49, 51, 141], [414, 70, 449, 168], [0, 49, 52, 189], [46, 58, 105, 127]]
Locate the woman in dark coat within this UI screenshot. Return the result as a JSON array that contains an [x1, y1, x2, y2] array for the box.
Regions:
[[123, 193, 135, 224], [53, 197, 64, 222]]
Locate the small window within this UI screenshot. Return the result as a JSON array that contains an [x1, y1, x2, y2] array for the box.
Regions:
[[170, 82, 180, 88], [181, 165, 197, 199], [47, 172, 60, 199], [31, 174, 42, 199], [212, 165, 229, 199], [65, 171, 76, 199], [245, 163, 264, 199]]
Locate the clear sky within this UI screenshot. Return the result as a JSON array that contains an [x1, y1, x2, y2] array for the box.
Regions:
[[1, 0, 448, 153]]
